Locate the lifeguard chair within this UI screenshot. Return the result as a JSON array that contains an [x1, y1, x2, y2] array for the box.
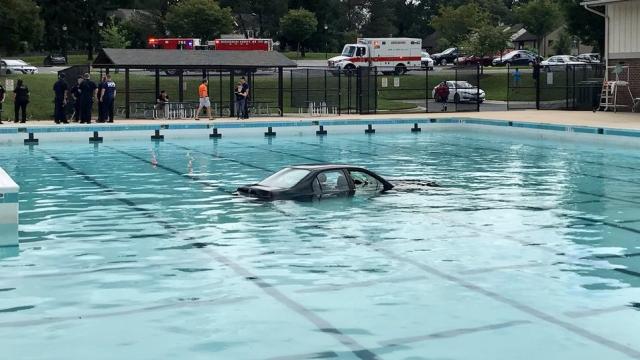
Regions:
[[599, 64, 635, 112]]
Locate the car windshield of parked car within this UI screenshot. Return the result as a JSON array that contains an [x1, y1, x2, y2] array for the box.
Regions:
[[453, 81, 474, 89], [258, 168, 310, 189], [442, 48, 455, 55], [341, 46, 356, 57]]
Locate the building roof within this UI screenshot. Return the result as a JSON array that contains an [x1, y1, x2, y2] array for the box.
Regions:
[[581, 0, 636, 6], [93, 48, 297, 69]]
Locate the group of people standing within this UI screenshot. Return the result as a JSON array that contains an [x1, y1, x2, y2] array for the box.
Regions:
[[0, 79, 31, 124], [53, 73, 117, 124]]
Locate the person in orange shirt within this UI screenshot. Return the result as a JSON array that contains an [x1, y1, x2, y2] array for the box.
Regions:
[[195, 79, 213, 120]]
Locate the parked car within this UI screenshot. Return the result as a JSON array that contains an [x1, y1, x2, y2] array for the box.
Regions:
[[431, 81, 485, 103], [455, 55, 493, 67], [541, 55, 587, 71], [43, 54, 68, 66], [431, 47, 459, 66], [0, 59, 39, 74], [492, 50, 541, 66], [576, 53, 601, 64], [421, 52, 434, 70]]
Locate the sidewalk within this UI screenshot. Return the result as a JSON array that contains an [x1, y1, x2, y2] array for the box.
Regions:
[[1, 110, 639, 131]]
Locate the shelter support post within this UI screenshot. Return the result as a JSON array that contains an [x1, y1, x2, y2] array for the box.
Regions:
[[178, 71, 184, 102], [229, 72, 235, 117], [155, 69, 160, 99]]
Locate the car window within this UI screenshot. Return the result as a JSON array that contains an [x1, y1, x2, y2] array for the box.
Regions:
[[443, 48, 455, 54], [356, 47, 366, 57], [342, 45, 356, 57], [316, 170, 350, 194], [556, 57, 565, 63], [350, 170, 383, 193], [258, 168, 310, 189]]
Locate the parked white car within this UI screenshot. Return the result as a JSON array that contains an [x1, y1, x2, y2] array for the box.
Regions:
[[0, 59, 39, 75], [421, 52, 434, 70], [541, 55, 587, 71], [432, 81, 485, 103]]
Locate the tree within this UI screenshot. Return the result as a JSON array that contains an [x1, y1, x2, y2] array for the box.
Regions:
[[559, 0, 604, 53], [432, 3, 489, 49], [0, 0, 44, 54], [100, 24, 131, 48], [166, 0, 234, 40], [461, 22, 511, 72], [553, 30, 572, 55], [516, 0, 561, 55], [280, 9, 318, 57], [361, 0, 397, 37], [122, 11, 163, 48]]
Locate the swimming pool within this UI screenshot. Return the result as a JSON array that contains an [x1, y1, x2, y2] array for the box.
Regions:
[[1, 125, 640, 360]]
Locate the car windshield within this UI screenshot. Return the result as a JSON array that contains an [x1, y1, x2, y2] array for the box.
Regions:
[[442, 48, 455, 54], [258, 168, 310, 189], [453, 81, 473, 89], [568, 56, 579, 62], [341, 45, 356, 57], [421, 52, 430, 58]]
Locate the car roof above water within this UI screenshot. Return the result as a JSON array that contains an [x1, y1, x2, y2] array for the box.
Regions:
[[289, 164, 366, 171]]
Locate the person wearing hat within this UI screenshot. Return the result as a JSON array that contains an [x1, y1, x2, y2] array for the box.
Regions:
[[53, 73, 69, 124], [78, 73, 97, 123]]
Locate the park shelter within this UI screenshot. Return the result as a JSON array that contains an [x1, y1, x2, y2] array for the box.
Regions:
[[92, 48, 297, 118]]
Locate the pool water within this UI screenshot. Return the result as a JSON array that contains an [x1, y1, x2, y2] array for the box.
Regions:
[[1, 126, 640, 360]]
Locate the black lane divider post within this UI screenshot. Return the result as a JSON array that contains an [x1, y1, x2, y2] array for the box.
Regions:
[[264, 127, 276, 137], [411, 123, 421, 133], [209, 128, 222, 139], [89, 131, 103, 143], [365, 124, 375, 134], [151, 129, 164, 141], [24, 133, 38, 145], [316, 125, 327, 136]]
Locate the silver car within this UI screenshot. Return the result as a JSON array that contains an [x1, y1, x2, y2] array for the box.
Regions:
[[0, 59, 39, 75]]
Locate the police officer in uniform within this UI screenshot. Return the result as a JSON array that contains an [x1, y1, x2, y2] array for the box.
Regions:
[[0, 83, 5, 124], [53, 73, 68, 124], [78, 73, 97, 123], [100, 74, 116, 123], [97, 75, 107, 122], [70, 76, 82, 122]]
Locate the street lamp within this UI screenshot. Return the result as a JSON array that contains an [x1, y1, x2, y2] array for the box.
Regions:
[[324, 24, 329, 59]]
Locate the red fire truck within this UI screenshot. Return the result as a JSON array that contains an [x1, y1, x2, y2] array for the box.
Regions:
[[147, 38, 202, 50], [212, 38, 273, 51]]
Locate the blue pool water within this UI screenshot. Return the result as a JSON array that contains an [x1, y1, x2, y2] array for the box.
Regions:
[[1, 125, 640, 360]]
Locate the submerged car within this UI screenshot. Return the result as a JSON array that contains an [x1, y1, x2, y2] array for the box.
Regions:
[[237, 164, 394, 201], [432, 81, 486, 103]]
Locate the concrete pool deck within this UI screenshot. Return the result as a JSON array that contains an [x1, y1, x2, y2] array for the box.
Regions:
[[1, 110, 639, 131]]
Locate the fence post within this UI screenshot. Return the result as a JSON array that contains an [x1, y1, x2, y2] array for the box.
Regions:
[[278, 67, 284, 117], [535, 65, 540, 110], [477, 63, 481, 112], [425, 66, 429, 113], [506, 63, 510, 111], [374, 67, 378, 114], [565, 65, 570, 110], [125, 68, 130, 119], [218, 70, 223, 117], [337, 69, 341, 115]]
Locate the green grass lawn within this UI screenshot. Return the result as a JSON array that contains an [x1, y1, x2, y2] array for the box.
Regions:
[[16, 54, 91, 67]]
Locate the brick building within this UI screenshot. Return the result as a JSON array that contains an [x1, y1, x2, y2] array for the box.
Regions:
[[583, 0, 640, 109]]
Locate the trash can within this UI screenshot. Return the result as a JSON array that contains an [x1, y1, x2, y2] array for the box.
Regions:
[[576, 80, 602, 110]]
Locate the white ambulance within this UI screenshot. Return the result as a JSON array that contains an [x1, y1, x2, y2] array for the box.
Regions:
[[327, 38, 422, 74]]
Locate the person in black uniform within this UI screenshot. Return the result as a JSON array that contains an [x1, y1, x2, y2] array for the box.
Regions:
[[13, 79, 30, 123], [97, 75, 107, 122], [78, 73, 97, 123], [70, 76, 82, 122], [53, 73, 68, 124], [0, 84, 5, 124], [100, 74, 116, 123]]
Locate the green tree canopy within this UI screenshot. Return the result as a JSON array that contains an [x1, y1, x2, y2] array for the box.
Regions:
[[122, 11, 163, 48], [166, 0, 234, 40], [0, 0, 44, 54], [559, 0, 604, 53], [432, 3, 489, 49], [461, 23, 511, 60], [516, 0, 561, 54], [280, 8, 318, 56], [100, 23, 131, 48], [361, 0, 397, 37]]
